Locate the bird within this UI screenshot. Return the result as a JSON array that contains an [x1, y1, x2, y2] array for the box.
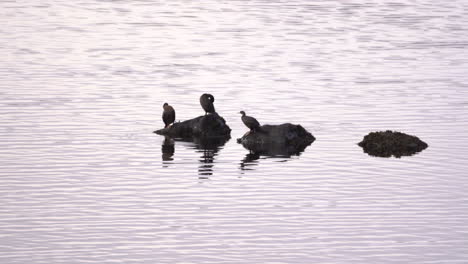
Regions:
[[162, 103, 175, 128], [240, 111, 260, 132], [200, 94, 215, 115]]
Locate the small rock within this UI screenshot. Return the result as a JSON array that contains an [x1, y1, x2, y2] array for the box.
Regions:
[[358, 130, 428, 158], [237, 123, 315, 157]]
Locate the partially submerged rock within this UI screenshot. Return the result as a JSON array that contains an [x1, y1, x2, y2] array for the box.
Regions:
[[237, 123, 315, 157], [358, 130, 428, 158], [154, 113, 231, 138], [240, 140, 311, 157]]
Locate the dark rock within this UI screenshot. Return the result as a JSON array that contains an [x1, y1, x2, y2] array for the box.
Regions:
[[358, 130, 428, 158], [154, 112, 231, 138], [237, 123, 315, 157]]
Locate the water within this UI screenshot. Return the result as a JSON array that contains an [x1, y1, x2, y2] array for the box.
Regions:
[[1, 1, 468, 263]]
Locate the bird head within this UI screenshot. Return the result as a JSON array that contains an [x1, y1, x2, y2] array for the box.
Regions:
[[163, 102, 168, 108], [239, 111, 246, 116], [201, 93, 215, 103]]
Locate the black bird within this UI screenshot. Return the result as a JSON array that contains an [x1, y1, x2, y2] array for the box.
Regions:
[[240, 111, 260, 132], [200, 94, 215, 115], [162, 103, 175, 128]]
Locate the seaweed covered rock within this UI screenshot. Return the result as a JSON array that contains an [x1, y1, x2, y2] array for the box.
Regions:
[[154, 113, 231, 138], [237, 123, 315, 156], [358, 130, 428, 158]]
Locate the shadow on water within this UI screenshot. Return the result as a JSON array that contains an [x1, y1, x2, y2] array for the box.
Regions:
[[160, 135, 230, 177], [239, 141, 311, 172]]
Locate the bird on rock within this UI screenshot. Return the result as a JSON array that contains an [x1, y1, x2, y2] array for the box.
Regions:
[[200, 94, 215, 115], [240, 111, 260, 132], [162, 103, 175, 128]]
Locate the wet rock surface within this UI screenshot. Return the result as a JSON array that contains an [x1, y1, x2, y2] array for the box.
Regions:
[[154, 113, 231, 138], [358, 130, 428, 158], [237, 123, 315, 157]]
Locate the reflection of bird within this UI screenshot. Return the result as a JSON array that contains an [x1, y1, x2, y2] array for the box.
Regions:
[[240, 111, 260, 132], [161, 136, 175, 162], [162, 103, 175, 128], [200, 94, 215, 115]]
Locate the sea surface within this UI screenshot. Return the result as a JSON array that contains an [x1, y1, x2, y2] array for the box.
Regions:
[[1, 1, 468, 263]]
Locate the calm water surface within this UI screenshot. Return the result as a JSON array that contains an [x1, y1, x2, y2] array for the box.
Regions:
[[1, 1, 468, 263]]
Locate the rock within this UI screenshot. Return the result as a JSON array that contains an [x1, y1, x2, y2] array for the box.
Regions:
[[237, 123, 315, 157], [358, 130, 428, 158], [154, 112, 231, 138], [240, 140, 311, 157]]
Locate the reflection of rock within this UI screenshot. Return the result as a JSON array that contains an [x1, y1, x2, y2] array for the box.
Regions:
[[358, 130, 428, 158], [154, 113, 231, 138], [190, 136, 230, 151], [240, 152, 260, 171], [161, 136, 175, 162], [176, 136, 230, 177], [237, 123, 315, 157]]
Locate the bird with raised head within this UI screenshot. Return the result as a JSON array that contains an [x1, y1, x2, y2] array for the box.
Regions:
[[162, 103, 175, 128], [200, 94, 215, 115], [240, 111, 260, 132]]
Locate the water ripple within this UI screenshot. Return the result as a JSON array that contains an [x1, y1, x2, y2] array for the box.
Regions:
[[1, 0, 468, 263]]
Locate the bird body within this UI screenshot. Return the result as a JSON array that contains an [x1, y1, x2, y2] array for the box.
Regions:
[[162, 103, 175, 128], [200, 94, 215, 115], [240, 111, 260, 132]]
